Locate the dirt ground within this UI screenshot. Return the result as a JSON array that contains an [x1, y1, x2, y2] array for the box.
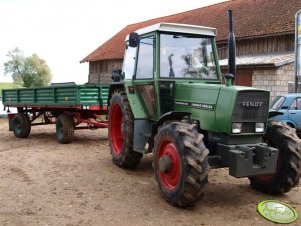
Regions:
[[0, 118, 300, 226]]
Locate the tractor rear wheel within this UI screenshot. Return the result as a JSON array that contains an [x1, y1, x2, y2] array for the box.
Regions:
[[108, 90, 142, 168], [153, 122, 209, 207], [249, 120, 301, 194], [12, 113, 31, 138], [56, 114, 74, 144]]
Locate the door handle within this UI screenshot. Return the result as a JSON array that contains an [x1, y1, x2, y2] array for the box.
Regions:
[[290, 112, 296, 115]]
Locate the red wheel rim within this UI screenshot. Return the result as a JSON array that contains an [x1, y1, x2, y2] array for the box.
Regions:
[[157, 139, 181, 190], [109, 103, 124, 155]]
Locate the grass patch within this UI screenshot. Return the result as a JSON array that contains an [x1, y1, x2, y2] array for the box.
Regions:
[[0, 82, 22, 97]]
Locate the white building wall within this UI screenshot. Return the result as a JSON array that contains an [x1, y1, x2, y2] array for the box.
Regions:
[[252, 62, 294, 100]]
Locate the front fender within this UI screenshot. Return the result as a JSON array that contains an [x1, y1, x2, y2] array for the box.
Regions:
[[148, 111, 191, 152], [279, 119, 296, 128], [269, 118, 297, 128]]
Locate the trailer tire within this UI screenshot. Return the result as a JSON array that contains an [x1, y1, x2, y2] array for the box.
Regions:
[[109, 90, 142, 168], [12, 113, 31, 138], [249, 120, 301, 194], [56, 114, 74, 144], [153, 122, 209, 207]]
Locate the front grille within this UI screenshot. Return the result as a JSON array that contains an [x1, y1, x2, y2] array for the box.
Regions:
[[232, 90, 269, 123], [241, 122, 255, 133]]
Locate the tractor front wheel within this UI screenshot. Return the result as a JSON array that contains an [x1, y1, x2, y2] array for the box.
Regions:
[[108, 90, 142, 168], [153, 122, 209, 207], [249, 120, 301, 194], [12, 113, 31, 138]]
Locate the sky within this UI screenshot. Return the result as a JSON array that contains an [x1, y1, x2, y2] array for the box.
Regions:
[[0, 0, 227, 84]]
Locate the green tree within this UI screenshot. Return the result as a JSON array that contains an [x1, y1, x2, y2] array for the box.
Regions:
[[4, 47, 52, 87]]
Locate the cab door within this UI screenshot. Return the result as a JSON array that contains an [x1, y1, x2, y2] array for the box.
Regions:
[[133, 34, 158, 119]]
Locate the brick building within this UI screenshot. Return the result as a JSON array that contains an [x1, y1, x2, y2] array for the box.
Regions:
[[81, 0, 301, 99]]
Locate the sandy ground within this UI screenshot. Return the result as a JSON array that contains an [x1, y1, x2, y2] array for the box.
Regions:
[[0, 118, 300, 226]]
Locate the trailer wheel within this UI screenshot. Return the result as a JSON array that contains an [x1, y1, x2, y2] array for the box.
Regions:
[[56, 114, 74, 144], [12, 113, 31, 138], [249, 120, 301, 194], [153, 122, 209, 207], [108, 90, 142, 168]]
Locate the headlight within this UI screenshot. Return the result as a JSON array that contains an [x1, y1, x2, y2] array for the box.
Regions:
[[255, 123, 265, 133], [232, 123, 242, 134]]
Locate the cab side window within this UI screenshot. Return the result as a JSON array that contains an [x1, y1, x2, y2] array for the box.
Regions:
[[123, 45, 137, 79], [136, 36, 154, 79]]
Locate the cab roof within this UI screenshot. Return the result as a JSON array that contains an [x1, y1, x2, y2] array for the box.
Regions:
[[125, 22, 216, 41]]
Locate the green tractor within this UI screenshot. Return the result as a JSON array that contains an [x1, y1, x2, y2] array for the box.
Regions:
[[108, 11, 301, 207]]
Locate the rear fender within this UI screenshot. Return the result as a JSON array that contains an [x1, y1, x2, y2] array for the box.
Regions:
[[108, 82, 147, 119], [108, 83, 124, 107]]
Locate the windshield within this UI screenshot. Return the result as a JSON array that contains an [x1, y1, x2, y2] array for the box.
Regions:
[[270, 96, 286, 110], [159, 33, 217, 79]]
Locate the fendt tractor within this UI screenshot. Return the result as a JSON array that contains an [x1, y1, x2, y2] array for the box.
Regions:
[[2, 11, 301, 207], [107, 10, 301, 206]]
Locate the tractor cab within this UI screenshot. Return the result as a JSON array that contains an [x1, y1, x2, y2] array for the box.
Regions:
[[122, 23, 221, 119]]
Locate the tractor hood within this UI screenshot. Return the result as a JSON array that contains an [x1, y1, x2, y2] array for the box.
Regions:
[[174, 82, 270, 134]]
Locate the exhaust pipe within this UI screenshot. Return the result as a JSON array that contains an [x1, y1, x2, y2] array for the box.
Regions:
[[225, 9, 236, 86]]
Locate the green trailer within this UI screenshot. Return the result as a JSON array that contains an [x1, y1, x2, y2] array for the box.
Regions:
[[2, 83, 109, 143]]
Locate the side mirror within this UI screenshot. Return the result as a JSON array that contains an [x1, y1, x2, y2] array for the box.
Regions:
[[129, 32, 139, 47]]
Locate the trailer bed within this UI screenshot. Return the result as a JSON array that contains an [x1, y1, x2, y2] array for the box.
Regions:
[[2, 84, 110, 143], [2, 84, 109, 110]]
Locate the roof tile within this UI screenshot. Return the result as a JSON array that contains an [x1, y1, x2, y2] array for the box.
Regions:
[[82, 0, 301, 62]]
